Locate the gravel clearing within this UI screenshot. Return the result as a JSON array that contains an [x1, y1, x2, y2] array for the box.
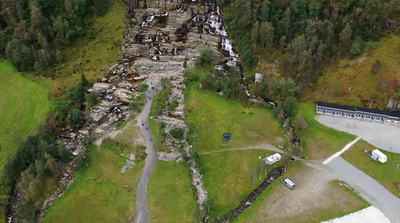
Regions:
[[316, 115, 400, 153], [321, 206, 391, 223]]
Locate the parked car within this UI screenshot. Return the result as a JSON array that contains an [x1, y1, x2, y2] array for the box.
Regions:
[[281, 178, 295, 189]]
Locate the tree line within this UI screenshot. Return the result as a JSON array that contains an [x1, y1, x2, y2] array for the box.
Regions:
[[0, 0, 111, 72], [222, 0, 400, 84]]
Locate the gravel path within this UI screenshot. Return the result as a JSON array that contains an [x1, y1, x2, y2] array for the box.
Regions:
[[136, 80, 161, 223], [328, 157, 400, 223], [316, 115, 400, 154]]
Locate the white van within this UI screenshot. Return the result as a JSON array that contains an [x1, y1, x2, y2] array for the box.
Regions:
[[281, 178, 295, 189]]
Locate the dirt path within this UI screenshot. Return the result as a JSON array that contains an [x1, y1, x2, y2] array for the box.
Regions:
[[136, 80, 161, 223], [199, 142, 284, 155]]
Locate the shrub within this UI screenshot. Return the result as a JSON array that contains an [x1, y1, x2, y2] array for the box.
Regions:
[[86, 91, 99, 107], [195, 49, 214, 68], [138, 83, 149, 92], [130, 94, 145, 113], [81, 74, 89, 87], [170, 127, 184, 140], [67, 109, 84, 129], [283, 96, 298, 117], [184, 70, 200, 86], [81, 137, 93, 148], [169, 100, 179, 111], [75, 148, 91, 169], [68, 83, 85, 104], [201, 74, 217, 91]]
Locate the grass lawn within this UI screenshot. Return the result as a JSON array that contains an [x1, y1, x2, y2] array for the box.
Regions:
[[43, 143, 144, 223], [304, 35, 400, 109], [148, 161, 198, 223], [32, 0, 126, 95], [234, 162, 369, 223], [342, 139, 400, 198], [186, 88, 284, 153], [199, 150, 279, 220], [0, 60, 49, 168], [295, 102, 356, 159]]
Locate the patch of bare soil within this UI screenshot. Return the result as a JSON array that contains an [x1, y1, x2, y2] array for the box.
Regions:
[[255, 165, 366, 223]]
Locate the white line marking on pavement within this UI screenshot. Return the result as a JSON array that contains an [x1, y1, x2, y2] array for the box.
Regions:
[[323, 137, 361, 165]]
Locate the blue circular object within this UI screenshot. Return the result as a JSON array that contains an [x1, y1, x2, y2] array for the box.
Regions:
[[223, 133, 232, 141]]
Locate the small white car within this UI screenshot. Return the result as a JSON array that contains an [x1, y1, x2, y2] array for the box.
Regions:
[[281, 178, 295, 189]]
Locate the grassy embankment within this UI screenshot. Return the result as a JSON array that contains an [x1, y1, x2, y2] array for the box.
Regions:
[[148, 161, 198, 223], [0, 60, 49, 168], [305, 35, 400, 109], [149, 118, 169, 153], [295, 102, 356, 159], [43, 141, 144, 223], [342, 139, 400, 198], [32, 0, 126, 95], [234, 162, 369, 223]]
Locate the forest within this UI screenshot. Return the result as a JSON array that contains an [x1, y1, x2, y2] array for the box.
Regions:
[[0, 0, 110, 72], [222, 0, 400, 84]]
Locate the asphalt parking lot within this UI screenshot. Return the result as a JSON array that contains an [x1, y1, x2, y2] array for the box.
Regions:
[[316, 115, 400, 154]]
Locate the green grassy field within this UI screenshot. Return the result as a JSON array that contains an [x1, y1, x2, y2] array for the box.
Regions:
[[199, 150, 278, 220], [148, 161, 198, 223], [0, 60, 49, 167], [42, 143, 144, 223], [186, 88, 284, 153], [305, 35, 400, 109], [32, 0, 126, 95], [234, 162, 369, 223], [342, 140, 400, 198], [295, 102, 356, 159]]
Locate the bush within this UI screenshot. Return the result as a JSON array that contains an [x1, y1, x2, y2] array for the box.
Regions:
[[130, 94, 145, 113], [81, 137, 93, 148], [57, 145, 70, 162], [81, 74, 89, 87], [170, 127, 184, 140], [86, 91, 99, 107], [68, 83, 85, 104], [184, 70, 200, 86], [195, 49, 214, 68], [169, 100, 179, 111], [201, 74, 217, 91], [67, 109, 84, 129], [138, 83, 149, 92], [75, 149, 91, 169], [283, 96, 298, 117]]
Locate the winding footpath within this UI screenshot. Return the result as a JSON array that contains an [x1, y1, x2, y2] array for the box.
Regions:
[[136, 80, 161, 223]]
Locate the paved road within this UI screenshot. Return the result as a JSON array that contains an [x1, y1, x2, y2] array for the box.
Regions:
[[328, 157, 400, 223], [136, 80, 161, 223], [316, 115, 400, 154]]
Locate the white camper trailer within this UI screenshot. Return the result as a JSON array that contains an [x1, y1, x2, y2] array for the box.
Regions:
[[371, 149, 387, 163], [264, 153, 281, 165]]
